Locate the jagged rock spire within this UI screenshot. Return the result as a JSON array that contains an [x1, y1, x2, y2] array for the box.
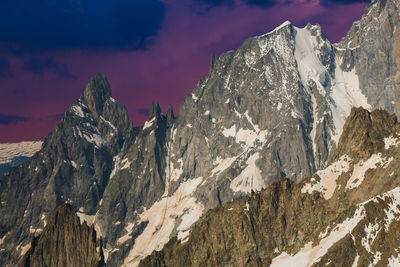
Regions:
[[20, 204, 104, 267], [166, 105, 175, 127], [81, 73, 112, 118], [333, 107, 399, 161], [148, 101, 162, 120]]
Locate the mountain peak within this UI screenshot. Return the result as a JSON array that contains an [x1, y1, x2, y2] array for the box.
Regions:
[[81, 73, 112, 118], [261, 20, 292, 37], [148, 101, 162, 120], [333, 107, 399, 161], [166, 105, 175, 127]]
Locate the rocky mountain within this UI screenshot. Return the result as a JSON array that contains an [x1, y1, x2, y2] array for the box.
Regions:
[[0, 73, 134, 266], [0, 141, 43, 179], [140, 107, 400, 266], [20, 204, 104, 267], [1, 0, 400, 265]]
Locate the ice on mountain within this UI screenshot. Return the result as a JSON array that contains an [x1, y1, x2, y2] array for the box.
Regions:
[[301, 155, 351, 200], [230, 153, 265, 193]]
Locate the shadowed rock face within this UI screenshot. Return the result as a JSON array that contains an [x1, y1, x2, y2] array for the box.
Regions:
[[2, 0, 400, 265], [0, 73, 135, 266], [139, 107, 400, 267], [20, 204, 104, 267]]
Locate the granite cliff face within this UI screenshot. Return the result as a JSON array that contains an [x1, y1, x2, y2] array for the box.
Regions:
[[1, 0, 400, 265], [20, 204, 104, 267], [140, 107, 400, 266]]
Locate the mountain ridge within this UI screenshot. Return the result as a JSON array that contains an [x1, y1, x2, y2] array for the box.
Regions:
[[1, 0, 400, 265], [139, 107, 400, 266]]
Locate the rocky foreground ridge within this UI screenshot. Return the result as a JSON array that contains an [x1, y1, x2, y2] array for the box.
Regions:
[[1, 0, 400, 265], [20, 204, 104, 267], [140, 107, 400, 266]]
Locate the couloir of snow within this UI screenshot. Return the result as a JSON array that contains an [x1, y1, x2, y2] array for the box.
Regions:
[[294, 25, 371, 144], [123, 177, 204, 266]]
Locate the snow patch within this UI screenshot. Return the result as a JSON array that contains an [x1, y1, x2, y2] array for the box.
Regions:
[[330, 63, 371, 143], [100, 116, 117, 131], [71, 160, 77, 169], [385, 135, 400, 150], [192, 94, 199, 101], [301, 155, 351, 199], [20, 243, 31, 256], [121, 158, 131, 170], [388, 253, 400, 266], [76, 212, 96, 225], [352, 254, 360, 267], [110, 155, 121, 179], [211, 156, 238, 176], [83, 131, 105, 148], [369, 251, 382, 267], [168, 158, 183, 182], [29, 226, 43, 234], [70, 104, 85, 118], [222, 125, 269, 148], [143, 117, 156, 130], [123, 177, 204, 266], [361, 221, 380, 253], [230, 153, 266, 193], [346, 153, 391, 191], [382, 188, 400, 231], [0, 233, 8, 246]]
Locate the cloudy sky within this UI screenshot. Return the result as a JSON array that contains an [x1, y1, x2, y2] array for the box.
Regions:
[[0, 0, 369, 142]]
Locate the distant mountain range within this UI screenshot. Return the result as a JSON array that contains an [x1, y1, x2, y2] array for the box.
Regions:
[[1, 0, 400, 266], [0, 141, 42, 179]]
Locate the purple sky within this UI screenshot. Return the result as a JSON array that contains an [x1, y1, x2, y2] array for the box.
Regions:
[[0, 0, 369, 142]]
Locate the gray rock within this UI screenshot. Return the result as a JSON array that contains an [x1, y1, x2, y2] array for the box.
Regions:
[[2, 0, 400, 265]]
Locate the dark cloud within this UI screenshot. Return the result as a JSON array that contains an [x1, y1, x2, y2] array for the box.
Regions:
[[193, 0, 234, 6], [0, 113, 30, 125], [242, 0, 276, 7], [321, 0, 370, 6], [192, 0, 276, 12], [136, 108, 149, 116], [0, 57, 13, 78], [45, 113, 64, 121], [191, 0, 234, 14], [0, 0, 166, 52], [24, 56, 74, 79]]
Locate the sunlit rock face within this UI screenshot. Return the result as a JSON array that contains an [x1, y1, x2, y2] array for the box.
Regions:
[[141, 107, 400, 267]]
